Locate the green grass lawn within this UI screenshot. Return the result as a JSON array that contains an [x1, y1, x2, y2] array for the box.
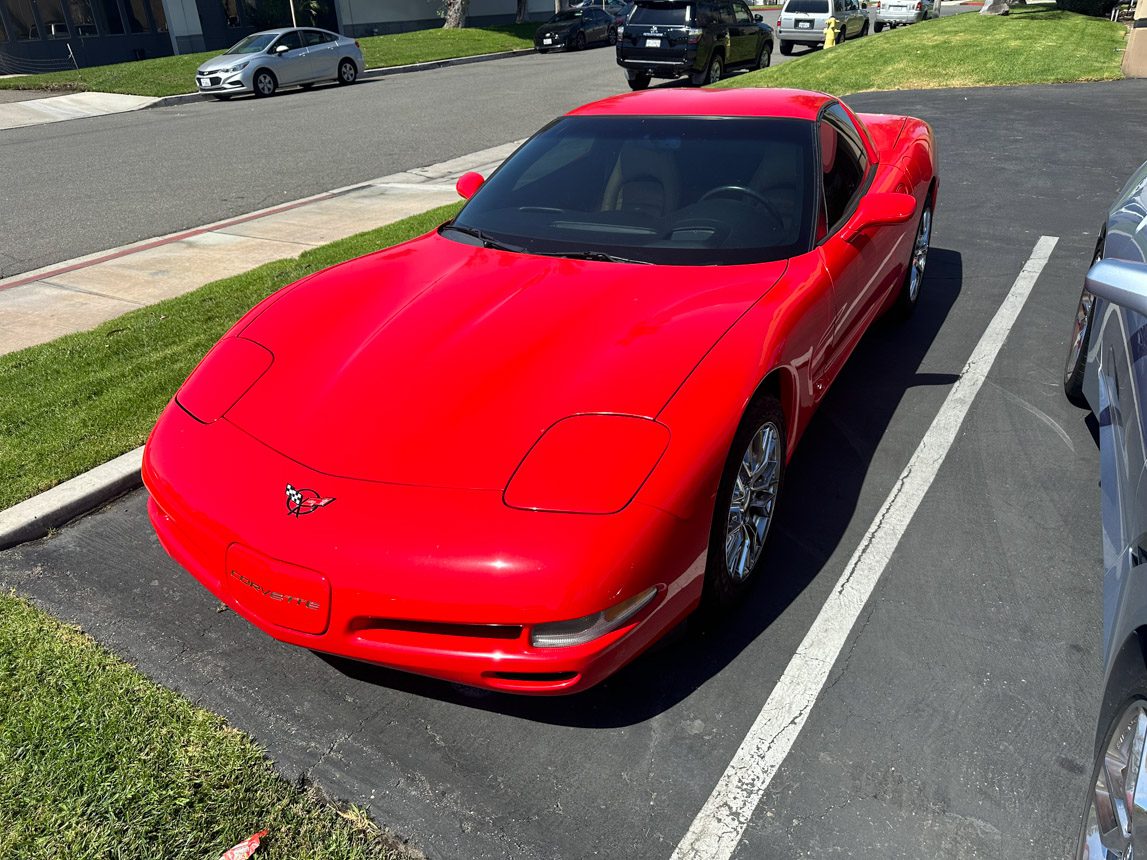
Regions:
[[719, 7, 1125, 93], [0, 592, 407, 859], [0, 24, 536, 97], [0, 202, 460, 512]]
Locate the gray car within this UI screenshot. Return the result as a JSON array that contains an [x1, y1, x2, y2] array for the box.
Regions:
[[872, 0, 937, 32], [1065, 159, 1147, 858], [195, 27, 364, 100], [776, 0, 869, 54]]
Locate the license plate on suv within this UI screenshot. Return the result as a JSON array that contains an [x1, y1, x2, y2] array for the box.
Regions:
[[796, 18, 812, 27]]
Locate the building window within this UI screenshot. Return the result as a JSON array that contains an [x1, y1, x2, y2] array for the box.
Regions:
[[38, 0, 70, 37], [98, 0, 124, 33], [68, 0, 98, 34], [124, 0, 146, 31], [3, 0, 37, 39], [244, 0, 291, 31], [147, 0, 164, 29], [221, 0, 238, 26]]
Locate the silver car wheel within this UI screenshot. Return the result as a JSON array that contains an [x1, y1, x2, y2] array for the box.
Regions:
[[1079, 701, 1147, 859], [339, 60, 356, 83], [908, 205, 932, 302], [724, 421, 780, 582], [1066, 289, 1095, 379], [709, 55, 722, 84], [255, 71, 275, 96]]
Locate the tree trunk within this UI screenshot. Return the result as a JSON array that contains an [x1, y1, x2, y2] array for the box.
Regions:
[[979, 0, 1010, 14], [554, 0, 569, 13], [517, 0, 529, 23], [444, 0, 470, 28]]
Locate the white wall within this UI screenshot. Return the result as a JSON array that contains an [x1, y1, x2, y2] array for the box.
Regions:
[[335, 0, 554, 32]]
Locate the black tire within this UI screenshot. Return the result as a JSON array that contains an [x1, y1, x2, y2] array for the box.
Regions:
[[860, 19, 869, 35], [874, 20, 884, 31], [573, 31, 586, 50], [896, 194, 932, 318], [252, 69, 276, 98], [627, 73, 651, 90], [212, 94, 232, 101], [837, 27, 846, 44], [779, 39, 793, 54], [703, 394, 786, 609], [691, 52, 723, 86], [1064, 233, 1103, 407], [337, 58, 358, 85], [756, 40, 772, 68], [608, 26, 618, 45]]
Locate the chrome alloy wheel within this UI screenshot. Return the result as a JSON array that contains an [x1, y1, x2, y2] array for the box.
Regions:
[[908, 206, 932, 303], [1079, 701, 1147, 859], [1066, 289, 1096, 380], [724, 421, 781, 581]]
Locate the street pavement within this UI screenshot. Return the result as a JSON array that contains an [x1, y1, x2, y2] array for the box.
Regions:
[[3, 78, 1142, 859]]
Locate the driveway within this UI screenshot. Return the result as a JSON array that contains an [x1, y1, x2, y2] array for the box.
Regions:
[[3, 79, 1143, 859]]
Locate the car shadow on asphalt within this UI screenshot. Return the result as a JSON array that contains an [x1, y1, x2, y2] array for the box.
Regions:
[[321, 246, 965, 726]]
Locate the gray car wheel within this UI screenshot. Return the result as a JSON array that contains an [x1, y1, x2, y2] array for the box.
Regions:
[[337, 58, 358, 85], [897, 196, 932, 317], [703, 394, 785, 609], [253, 69, 276, 97], [1078, 698, 1147, 859], [756, 40, 772, 68]]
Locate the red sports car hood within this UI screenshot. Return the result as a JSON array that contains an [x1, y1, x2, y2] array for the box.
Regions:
[[226, 233, 786, 489]]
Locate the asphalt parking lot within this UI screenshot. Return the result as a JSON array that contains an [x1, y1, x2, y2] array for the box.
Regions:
[[4, 79, 1146, 859]]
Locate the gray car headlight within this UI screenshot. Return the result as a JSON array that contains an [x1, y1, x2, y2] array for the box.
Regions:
[[219, 61, 249, 73]]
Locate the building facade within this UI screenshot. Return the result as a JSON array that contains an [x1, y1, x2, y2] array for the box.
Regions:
[[0, 0, 556, 71]]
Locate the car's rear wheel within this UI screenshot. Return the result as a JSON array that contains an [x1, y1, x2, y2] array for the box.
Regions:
[[692, 53, 723, 86], [756, 40, 772, 68], [1064, 234, 1104, 407], [337, 58, 358, 85], [253, 69, 276, 97], [897, 195, 932, 318], [874, 20, 884, 31], [779, 40, 793, 54], [627, 72, 651, 90], [703, 394, 786, 609], [860, 19, 869, 35]]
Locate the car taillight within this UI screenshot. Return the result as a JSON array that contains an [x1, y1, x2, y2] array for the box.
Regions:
[[915, 2, 922, 8], [687, 26, 703, 43]]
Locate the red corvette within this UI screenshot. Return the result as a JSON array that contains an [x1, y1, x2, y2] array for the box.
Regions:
[[143, 88, 937, 695]]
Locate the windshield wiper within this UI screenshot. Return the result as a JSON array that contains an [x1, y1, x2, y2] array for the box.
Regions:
[[440, 224, 524, 253], [535, 250, 653, 265]]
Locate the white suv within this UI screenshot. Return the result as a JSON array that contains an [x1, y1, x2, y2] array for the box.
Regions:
[[776, 0, 868, 54], [872, 0, 937, 32]]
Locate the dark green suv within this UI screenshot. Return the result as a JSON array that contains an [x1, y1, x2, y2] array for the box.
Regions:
[[616, 0, 773, 90]]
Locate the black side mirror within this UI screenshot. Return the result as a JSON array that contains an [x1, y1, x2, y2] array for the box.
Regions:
[[754, 12, 763, 20]]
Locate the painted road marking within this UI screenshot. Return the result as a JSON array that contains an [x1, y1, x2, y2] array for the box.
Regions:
[[671, 235, 1060, 860]]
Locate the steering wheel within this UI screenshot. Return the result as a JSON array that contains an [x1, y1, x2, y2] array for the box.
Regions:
[[699, 185, 785, 229]]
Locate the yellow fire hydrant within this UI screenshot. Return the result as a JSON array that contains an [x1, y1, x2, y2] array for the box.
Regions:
[[824, 16, 841, 47]]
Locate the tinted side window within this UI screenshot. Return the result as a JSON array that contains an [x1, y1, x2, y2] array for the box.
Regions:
[[734, 1, 753, 22], [819, 121, 863, 230], [276, 30, 302, 51], [303, 29, 324, 46], [719, 1, 737, 23]]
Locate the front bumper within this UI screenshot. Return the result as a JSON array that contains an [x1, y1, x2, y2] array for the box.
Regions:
[[144, 400, 703, 695], [195, 68, 253, 95]]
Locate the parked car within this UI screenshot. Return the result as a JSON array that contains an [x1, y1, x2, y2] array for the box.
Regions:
[[571, 0, 631, 15], [194, 27, 363, 100], [616, 0, 774, 89], [1064, 159, 1147, 858], [871, 0, 936, 32], [144, 87, 936, 696], [534, 7, 618, 51], [776, 0, 868, 54]]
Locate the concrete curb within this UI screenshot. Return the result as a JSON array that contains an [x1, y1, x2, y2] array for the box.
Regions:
[[148, 48, 535, 109], [0, 448, 143, 550]]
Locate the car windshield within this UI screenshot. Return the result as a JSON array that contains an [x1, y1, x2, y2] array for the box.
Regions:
[[227, 33, 277, 53], [630, 2, 692, 24], [785, 0, 829, 12], [444, 116, 816, 266], [550, 10, 583, 20]]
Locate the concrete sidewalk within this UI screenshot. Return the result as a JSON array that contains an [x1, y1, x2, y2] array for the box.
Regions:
[[0, 139, 521, 357]]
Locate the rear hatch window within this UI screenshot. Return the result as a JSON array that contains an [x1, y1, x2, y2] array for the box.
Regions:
[[784, 0, 829, 11], [630, 2, 693, 25]]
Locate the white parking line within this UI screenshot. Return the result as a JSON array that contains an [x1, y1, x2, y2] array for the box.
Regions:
[[671, 235, 1060, 860]]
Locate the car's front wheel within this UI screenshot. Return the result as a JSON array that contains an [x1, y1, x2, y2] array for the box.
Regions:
[[1064, 234, 1104, 407], [608, 26, 618, 45], [703, 394, 786, 609], [252, 69, 276, 97], [337, 58, 358, 85], [573, 31, 587, 50]]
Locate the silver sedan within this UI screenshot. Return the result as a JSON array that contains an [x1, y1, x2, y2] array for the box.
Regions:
[[195, 27, 364, 100]]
